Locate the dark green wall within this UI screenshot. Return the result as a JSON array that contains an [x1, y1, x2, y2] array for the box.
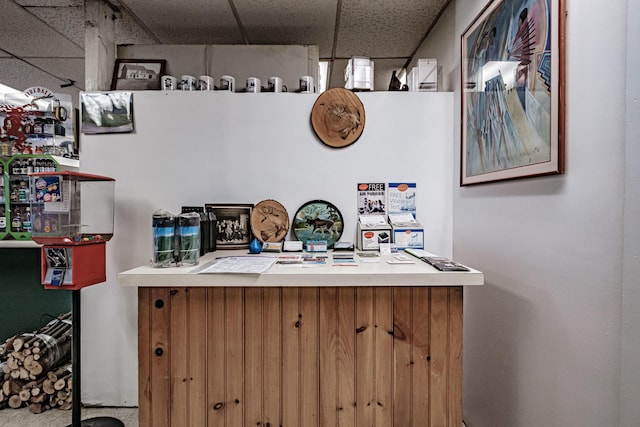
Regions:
[[0, 248, 70, 341]]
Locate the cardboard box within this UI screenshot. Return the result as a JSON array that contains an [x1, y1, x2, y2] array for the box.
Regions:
[[345, 56, 374, 91], [418, 58, 438, 92], [357, 220, 391, 251]]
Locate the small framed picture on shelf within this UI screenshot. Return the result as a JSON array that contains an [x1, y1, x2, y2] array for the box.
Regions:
[[110, 59, 166, 91], [205, 204, 254, 249]]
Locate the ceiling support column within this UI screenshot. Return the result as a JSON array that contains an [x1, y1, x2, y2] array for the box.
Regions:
[[84, 0, 117, 91]]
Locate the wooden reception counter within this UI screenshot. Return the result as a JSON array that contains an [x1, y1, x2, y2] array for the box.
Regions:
[[118, 250, 483, 427]]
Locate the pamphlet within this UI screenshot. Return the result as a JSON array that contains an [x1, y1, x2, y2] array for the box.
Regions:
[[388, 182, 416, 217], [388, 213, 418, 226], [357, 183, 386, 216], [358, 214, 387, 227], [404, 249, 470, 271]]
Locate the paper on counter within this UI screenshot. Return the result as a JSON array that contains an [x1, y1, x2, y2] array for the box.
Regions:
[[198, 256, 277, 274]]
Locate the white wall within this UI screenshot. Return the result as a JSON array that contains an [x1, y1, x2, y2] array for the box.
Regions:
[[620, 0, 640, 425], [420, 1, 632, 426], [78, 90, 454, 405], [117, 44, 319, 94]]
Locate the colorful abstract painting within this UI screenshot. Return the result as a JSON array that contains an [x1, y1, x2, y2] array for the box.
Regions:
[[461, 0, 565, 185]]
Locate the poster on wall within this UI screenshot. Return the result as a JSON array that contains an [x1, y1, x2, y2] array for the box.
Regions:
[[0, 87, 77, 157], [460, 0, 566, 185], [80, 92, 134, 134]]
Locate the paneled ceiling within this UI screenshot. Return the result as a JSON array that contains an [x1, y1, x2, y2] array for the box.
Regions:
[[0, 0, 449, 100]]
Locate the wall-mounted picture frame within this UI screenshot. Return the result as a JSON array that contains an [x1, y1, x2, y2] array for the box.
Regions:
[[460, 0, 566, 185], [205, 204, 254, 249], [111, 59, 166, 91]]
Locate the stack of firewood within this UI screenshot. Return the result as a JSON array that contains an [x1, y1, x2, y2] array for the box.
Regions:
[[0, 312, 73, 414]]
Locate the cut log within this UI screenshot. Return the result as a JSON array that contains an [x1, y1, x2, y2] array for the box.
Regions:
[[28, 402, 44, 414], [54, 377, 69, 391], [24, 358, 43, 377], [7, 379, 24, 395], [42, 379, 55, 395], [30, 392, 46, 403], [19, 389, 31, 401], [19, 367, 29, 380], [12, 337, 24, 353], [8, 394, 22, 408], [6, 357, 18, 370]]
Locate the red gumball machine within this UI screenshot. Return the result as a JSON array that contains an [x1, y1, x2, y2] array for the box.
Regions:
[[29, 171, 122, 427], [29, 171, 115, 289]]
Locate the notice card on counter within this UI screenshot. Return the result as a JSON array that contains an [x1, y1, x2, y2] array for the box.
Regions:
[[196, 256, 277, 274]]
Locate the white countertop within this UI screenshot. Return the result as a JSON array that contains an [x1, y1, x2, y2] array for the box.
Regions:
[[117, 250, 484, 288], [0, 240, 41, 249]]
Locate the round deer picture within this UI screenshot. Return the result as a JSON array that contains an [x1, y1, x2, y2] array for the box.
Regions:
[[292, 200, 344, 248]]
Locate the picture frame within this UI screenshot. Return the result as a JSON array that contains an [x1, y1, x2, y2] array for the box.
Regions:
[[460, 0, 566, 185], [110, 59, 166, 91], [205, 204, 254, 249], [292, 200, 344, 249]]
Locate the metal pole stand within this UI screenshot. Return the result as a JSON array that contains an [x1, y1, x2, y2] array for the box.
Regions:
[[66, 290, 124, 427]]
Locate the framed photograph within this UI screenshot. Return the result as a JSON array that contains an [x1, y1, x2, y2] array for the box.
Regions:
[[110, 59, 166, 91], [205, 204, 254, 249], [460, 0, 566, 185]]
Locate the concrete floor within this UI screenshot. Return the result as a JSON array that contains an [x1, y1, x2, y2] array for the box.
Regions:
[[0, 406, 138, 427]]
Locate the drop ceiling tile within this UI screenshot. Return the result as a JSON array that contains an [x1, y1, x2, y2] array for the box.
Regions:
[[15, 0, 82, 6], [26, 6, 85, 47], [0, 57, 83, 102], [0, 0, 84, 57], [116, 10, 159, 45], [335, 0, 448, 58], [123, 0, 242, 44], [25, 4, 159, 47], [233, 0, 337, 58]]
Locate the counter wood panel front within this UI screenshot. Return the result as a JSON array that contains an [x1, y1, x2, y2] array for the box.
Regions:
[[138, 286, 463, 427]]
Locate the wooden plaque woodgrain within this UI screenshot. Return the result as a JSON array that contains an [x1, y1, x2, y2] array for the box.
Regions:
[[311, 88, 365, 148], [250, 199, 290, 242]]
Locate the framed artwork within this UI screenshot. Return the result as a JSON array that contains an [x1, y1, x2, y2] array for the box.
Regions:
[[461, 0, 566, 185], [292, 200, 344, 249], [250, 199, 290, 243], [110, 59, 166, 91], [205, 204, 253, 249], [310, 87, 365, 148]]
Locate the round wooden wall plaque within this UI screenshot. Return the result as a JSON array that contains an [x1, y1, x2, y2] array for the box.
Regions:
[[250, 199, 290, 243], [310, 88, 365, 148]]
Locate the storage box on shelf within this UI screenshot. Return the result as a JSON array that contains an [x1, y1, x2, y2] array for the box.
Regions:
[[345, 56, 374, 91]]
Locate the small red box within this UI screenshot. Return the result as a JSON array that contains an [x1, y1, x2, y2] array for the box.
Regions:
[[41, 241, 106, 290]]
